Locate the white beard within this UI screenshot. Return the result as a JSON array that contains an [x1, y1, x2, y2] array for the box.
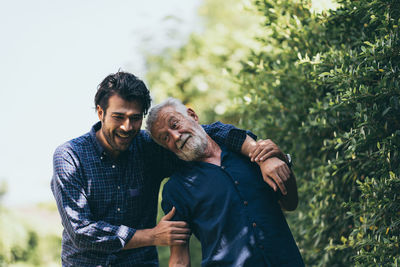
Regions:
[[175, 124, 208, 161]]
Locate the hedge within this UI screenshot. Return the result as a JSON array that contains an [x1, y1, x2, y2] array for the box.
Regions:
[[228, 0, 400, 265]]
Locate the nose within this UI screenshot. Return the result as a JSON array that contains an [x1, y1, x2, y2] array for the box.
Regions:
[[168, 129, 181, 142], [121, 118, 133, 132]]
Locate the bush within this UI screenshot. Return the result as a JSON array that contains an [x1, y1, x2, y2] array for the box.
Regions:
[[0, 203, 61, 267], [227, 0, 400, 265]]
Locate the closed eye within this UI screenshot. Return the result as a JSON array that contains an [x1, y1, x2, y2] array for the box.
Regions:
[[162, 134, 169, 142], [131, 114, 143, 121], [113, 115, 124, 121]]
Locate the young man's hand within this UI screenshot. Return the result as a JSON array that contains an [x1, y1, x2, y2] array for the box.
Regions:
[[249, 139, 288, 163], [123, 207, 190, 249], [151, 207, 191, 246]]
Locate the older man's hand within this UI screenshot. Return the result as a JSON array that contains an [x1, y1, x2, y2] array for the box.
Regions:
[[258, 157, 291, 195]]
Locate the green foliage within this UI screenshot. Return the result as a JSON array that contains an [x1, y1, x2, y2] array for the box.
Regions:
[[228, 0, 400, 265]]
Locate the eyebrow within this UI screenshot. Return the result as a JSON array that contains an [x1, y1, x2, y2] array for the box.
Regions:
[[111, 112, 143, 117]]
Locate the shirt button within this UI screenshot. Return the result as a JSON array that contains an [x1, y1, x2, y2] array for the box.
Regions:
[[243, 201, 248, 206], [252, 222, 257, 228], [100, 156, 104, 160], [234, 180, 239, 185], [117, 208, 120, 212], [117, 186, 120, 190], [112, 165, 116, 168], [221, 166, 225, 169]]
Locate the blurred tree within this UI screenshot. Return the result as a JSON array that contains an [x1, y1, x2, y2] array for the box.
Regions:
[[145, 0, 263, 124], [0, 181, 7, 204], [0, 188, 61, 267]]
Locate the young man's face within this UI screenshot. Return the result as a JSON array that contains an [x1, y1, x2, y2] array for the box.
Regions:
[[150, 106, 208, 161], [97, 94, 143, 156]]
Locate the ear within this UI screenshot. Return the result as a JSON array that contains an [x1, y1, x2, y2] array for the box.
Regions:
[[96, 105, 104, 121], [187, 108, 199, 122]]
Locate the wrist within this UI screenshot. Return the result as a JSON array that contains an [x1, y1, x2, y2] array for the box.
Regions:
[[134, 228, 155, 247], [147, 227, 157, 246]]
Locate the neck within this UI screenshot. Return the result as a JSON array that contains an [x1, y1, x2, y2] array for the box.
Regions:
[[197, 135, 221, 166]]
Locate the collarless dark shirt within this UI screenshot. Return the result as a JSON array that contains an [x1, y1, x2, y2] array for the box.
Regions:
[[51, 121, 247, 267], [161, 146, 304, 267]]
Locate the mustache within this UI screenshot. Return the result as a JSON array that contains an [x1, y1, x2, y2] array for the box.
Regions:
[[177, 134, 191, 149]]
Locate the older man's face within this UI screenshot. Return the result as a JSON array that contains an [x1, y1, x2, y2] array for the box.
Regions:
[[151, 106, 208, 161]]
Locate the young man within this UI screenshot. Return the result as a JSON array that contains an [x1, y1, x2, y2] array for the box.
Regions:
[[51, 72, 289, 266], [146, 98, 304, 267]]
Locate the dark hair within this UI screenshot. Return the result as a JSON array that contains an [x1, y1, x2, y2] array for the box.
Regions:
[[94, 71, 152, 115]]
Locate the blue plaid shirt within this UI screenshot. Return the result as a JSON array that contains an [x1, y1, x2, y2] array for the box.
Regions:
[[51, 121, 247, 267]]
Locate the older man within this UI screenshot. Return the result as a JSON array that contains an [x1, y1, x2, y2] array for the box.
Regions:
[[146, 98, 304, 267]]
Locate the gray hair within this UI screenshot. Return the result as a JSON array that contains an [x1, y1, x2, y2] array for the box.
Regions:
[[146, 97, 189, 139]]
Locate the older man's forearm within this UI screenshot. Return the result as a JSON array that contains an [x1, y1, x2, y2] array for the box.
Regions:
[[279, 172, 299, 211]]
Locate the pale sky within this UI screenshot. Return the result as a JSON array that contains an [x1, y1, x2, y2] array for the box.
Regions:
[[0, 0, 201, 206]]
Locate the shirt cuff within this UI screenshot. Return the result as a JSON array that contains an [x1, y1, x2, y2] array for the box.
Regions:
[[226, 129, 258, 153], [117, 225, 136, 248]]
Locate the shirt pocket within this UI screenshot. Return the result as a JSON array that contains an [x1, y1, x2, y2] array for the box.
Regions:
[[124, 186, 145, 225]]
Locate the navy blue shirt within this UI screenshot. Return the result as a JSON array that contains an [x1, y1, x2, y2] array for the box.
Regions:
[[51, 121, 246, 267], [162, 146, 304, 267]]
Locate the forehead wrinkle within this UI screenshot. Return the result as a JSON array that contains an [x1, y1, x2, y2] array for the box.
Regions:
[[153, 111, 171, 140]]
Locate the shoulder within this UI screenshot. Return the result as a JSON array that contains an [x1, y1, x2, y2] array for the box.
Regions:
[[134, 130, 151, 141], [131, 130, 156, 148], [53, 132, 92, 164], [201, 121, 225, 131]]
